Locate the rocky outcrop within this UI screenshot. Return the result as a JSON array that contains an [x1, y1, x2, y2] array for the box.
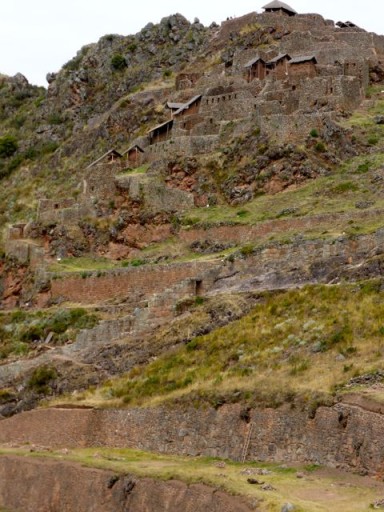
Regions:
[[0, 456, 253, 512]]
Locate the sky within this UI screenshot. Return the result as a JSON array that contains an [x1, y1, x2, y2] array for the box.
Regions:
[[0, 1, 383, 87]]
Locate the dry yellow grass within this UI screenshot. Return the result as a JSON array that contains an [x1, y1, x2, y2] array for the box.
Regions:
[[57, 281, 384, 411]]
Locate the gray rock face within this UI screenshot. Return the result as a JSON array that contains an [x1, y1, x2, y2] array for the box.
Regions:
[[46, 72, 57, 84], [281, 504, 296, 512]]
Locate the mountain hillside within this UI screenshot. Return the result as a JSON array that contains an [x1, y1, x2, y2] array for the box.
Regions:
[[2, 5, 384, 511]]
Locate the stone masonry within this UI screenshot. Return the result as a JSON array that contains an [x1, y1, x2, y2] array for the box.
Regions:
[[1, 399, 384, 475]]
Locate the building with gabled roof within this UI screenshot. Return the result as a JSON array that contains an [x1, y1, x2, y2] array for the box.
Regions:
[[122, 144, 145, 167], [289, 55, 317, 78], [173, 95, 202, 117], [266, 53, 292, 79], [244, 56, 267, 81], [166, 101, 185, 116], [262, 1, 297, 16], [86, 149, 122, 170], [148, 119, 174, 145]]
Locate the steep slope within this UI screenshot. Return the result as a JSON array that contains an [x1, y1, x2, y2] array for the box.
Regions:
[[3, 8, 384, 510]]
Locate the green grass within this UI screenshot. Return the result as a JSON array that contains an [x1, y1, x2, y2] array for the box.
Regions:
[[0, 307, 99, 359], [73, 281, 384, 409], [179, 152, 384, 231], [48, 256, 124, 273], [0, 447, 381, 512], [118, 163, 149, 175]]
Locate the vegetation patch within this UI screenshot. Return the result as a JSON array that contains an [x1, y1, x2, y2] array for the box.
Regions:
[[27, 365, 57, 393], [0, 308, 99, 359], [81, 281, 384, 409]]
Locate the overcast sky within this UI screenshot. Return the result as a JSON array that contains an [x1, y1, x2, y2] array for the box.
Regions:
[[0, 1, 383, 87]]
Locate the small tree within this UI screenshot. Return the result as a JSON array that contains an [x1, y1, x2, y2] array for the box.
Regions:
[[0, 135, 18, 158]]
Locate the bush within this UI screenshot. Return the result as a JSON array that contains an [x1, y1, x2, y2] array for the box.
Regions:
[[356, 162, 370, 174], [111, 54, 127, 70], [0, 135, 18, 158], [28, 365, 57, 393], [240, 244, 254, 257], [368, 135, 379, 146], [48, 113, 65, 125], [331, 181, 359, 194], [314, 141, 326, 153], [310, 128, 319, 138]]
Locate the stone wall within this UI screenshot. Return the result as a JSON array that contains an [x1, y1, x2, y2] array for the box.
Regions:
[[210, 229, 384, 294], [4, 240, 45, 267], [0, 456, 252, 512], [1, 400, 384, 474], [38, 202, 95, 225], [85, 161, 123, 199], [180, 209, 384, 247], [199, 89, 256, 121], [49, 260, 216, 305], [146, 135, 220, 161], [116, 174, 194, 212]]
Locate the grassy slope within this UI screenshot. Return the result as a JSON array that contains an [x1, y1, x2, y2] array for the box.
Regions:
[[0, 447, 383, 512], [61, 281, 384, 410]]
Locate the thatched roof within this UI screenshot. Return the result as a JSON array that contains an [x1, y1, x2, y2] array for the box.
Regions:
[[86, 149, 122, 169], [244, 56, 266, 68], [122, 144, 144, 155], [266, 53, 291, 66], [166, 101, 185, 110], [289, 55, 317, 64], [262, 1, 297, 15]]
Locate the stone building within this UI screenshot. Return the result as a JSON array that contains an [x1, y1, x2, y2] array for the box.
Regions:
[[288, 55, 317, 78], [244, 56, 267, 82], [122, 144, 144, 167], [148, 119, 174, 145], [174, 95, 202, 117], [86, 149, 122, 169], [266, 53, 292, 79]]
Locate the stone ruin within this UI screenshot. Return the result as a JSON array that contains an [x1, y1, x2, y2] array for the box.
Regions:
[[8, 3, 384, 264]]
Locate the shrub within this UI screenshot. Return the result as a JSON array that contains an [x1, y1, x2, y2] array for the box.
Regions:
[[236, 209, 249, 218], [10, 115, 26, 128], [40, 141, 59, 155], [111, 54, 127, 70], [20, 325, 44, 342], [356, 162, 370, 174], [28, 365, 57, 393], [314, 141, 326, 153], [240, 244, 254, 257], [0, 135, 18, 158], [368, 135, 379, 146], [310, 128, 319, 138], [331, 181, 359, 194], [130, 258, 144, 267], [48, 113, 64, 125], [63, 55, 82, 71]]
